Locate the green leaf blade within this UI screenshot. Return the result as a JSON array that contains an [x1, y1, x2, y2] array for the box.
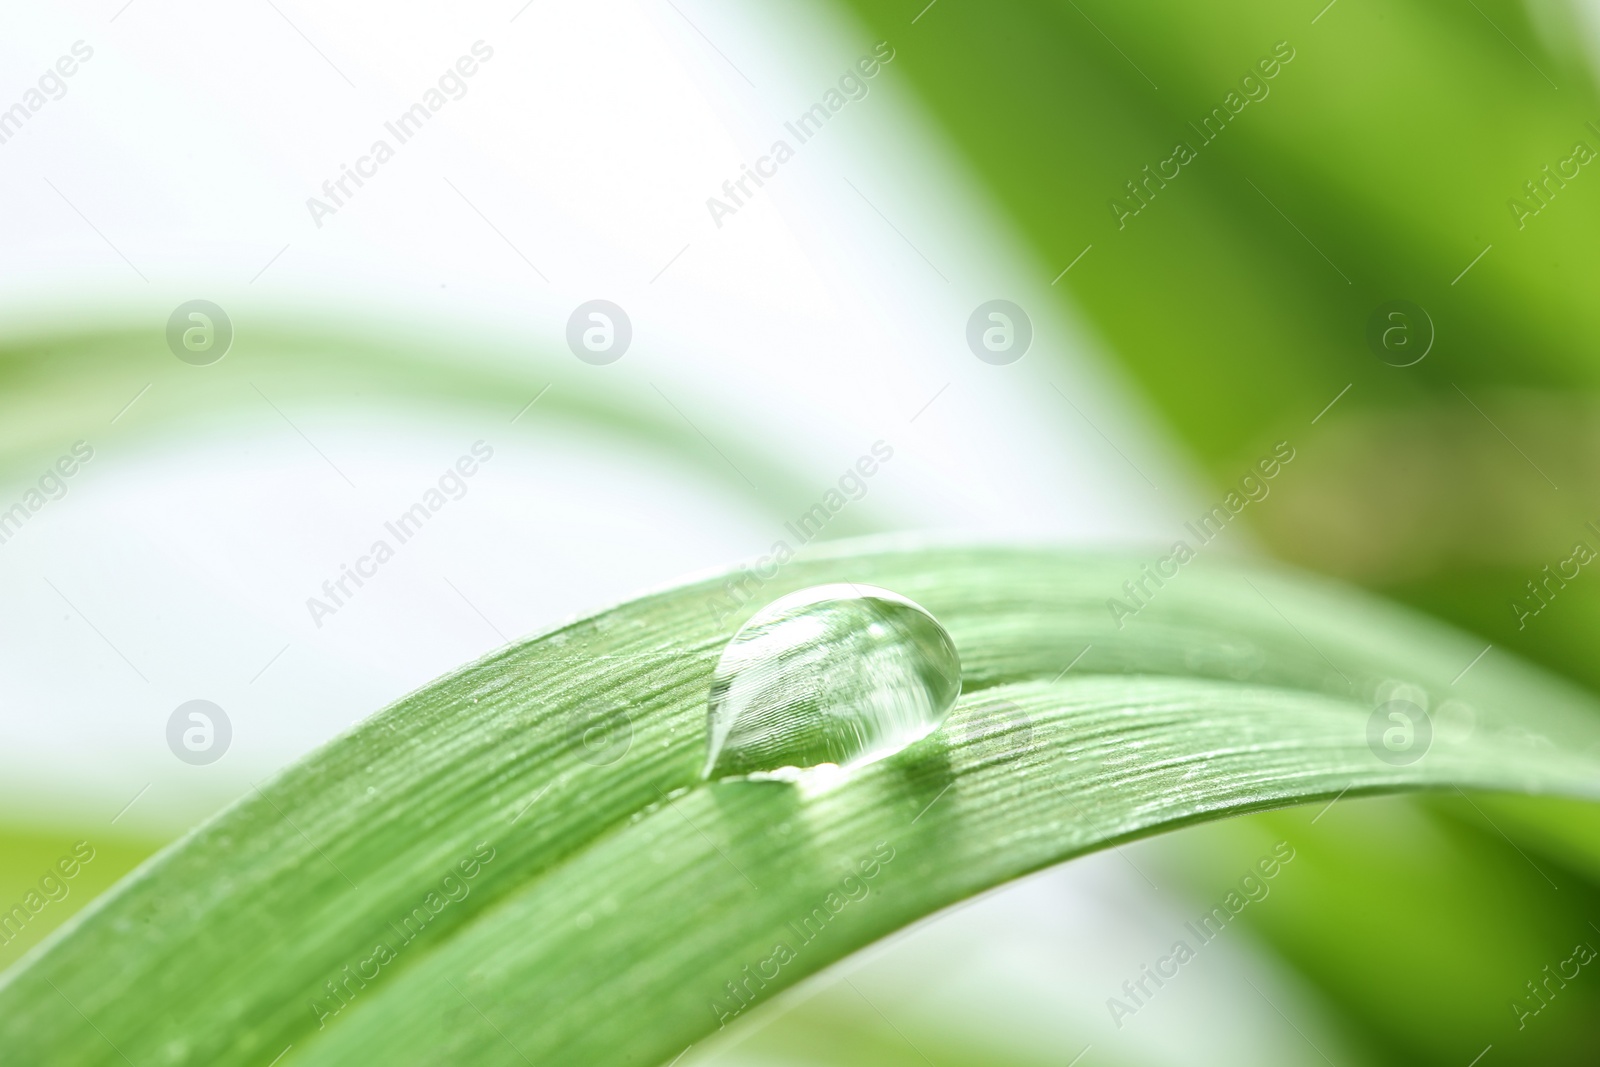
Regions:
[[3, 543, 1596, 1066]]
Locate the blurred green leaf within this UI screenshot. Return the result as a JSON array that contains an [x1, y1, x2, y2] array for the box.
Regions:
[[0, 826, 162, 973], [835, 0, 1600, 685], [1155, 796, 1600, 1066], [0, 324, 833, 532], [821, 5, 1600, 1057]]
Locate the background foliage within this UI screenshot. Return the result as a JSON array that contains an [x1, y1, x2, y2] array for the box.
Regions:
[[4, 0, 1600, 1063]]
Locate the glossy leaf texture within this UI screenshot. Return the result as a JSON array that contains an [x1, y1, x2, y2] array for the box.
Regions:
[[1, 541, 1597, 1066]]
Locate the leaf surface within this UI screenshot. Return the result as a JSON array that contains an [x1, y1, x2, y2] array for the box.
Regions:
[[2, 543, 1596, 1066]]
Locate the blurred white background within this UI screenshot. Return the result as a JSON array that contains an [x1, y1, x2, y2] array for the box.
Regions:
[[0, 1, 1333, 1062], [0, 0, 1198, 834]]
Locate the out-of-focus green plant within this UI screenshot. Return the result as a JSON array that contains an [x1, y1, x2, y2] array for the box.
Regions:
[[837, 0, 1600, 683], [0, 323, 829, 526], [825, 1, 1600, 1060]]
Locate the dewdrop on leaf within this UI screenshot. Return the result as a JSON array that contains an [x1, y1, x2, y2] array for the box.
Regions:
[[703, 584, 961, 780]]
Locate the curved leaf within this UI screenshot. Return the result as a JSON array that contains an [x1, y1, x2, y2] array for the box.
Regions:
[[2, 542, 1596, 1066], [0, 325, 819, 521]]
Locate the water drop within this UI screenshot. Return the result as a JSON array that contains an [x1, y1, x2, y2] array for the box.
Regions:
[[704, 583, 961, 780]]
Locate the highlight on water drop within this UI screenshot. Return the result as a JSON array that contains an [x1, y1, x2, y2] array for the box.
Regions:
[[703, 583, 961, 780]]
